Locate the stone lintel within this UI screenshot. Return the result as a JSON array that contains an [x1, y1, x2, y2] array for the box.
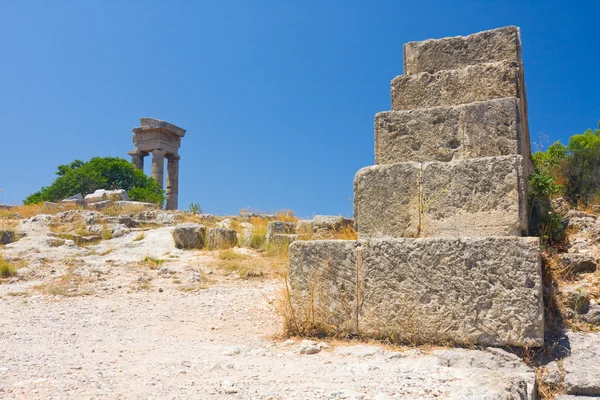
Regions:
[[289, 237, 544, 347], [403, 26, 521, 75], [137, 117, 186, 137]]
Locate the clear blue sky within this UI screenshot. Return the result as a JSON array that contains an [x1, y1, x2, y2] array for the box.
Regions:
[[1, 1, 598, 217]]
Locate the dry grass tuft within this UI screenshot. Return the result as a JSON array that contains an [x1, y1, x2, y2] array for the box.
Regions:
[[331, 226, 358, 240], [0, 255, 18, 279], [133, 232, 146, 241], [33, 269, 94, 297], [275, 210, 298, 223]]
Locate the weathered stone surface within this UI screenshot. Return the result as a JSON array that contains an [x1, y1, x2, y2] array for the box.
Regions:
[[561, 286, 591, 314], [558, 253, 597, 275], [84, 189, 130, 204], [375, 98, 524, 164], [289, 237, 543, 347], [171, 223, 206, 249], [354, 162, 421, 238], [0, 230, 16, 245], [403, 26, 521, 75], [355, 156, 527, 238], [421, 155, 527, 237], [359, 237, 543, 347], [563, 332, 600, 395], [391, 61, 520, 111], [289, 240, 359, 334], [208, 228, 238, 250], [266, 221, 295, 242], [269, 233, 299, 245]]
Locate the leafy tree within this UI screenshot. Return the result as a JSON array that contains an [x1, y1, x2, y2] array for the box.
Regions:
[[24, 157, 164, 205]]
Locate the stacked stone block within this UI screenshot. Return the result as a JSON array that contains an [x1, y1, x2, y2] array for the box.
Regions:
[[289, 26, 544, 347]]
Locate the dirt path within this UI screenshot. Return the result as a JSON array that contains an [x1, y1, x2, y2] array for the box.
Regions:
[[0, 215, 538, 399]]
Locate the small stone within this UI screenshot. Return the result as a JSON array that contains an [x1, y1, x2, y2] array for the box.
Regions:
[[298, 340, 321, 355]]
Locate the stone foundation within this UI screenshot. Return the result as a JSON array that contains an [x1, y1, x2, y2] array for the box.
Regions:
[[289, 237, 544, 347]]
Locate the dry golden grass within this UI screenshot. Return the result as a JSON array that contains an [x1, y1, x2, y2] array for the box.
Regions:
[[330, 226, 358, 240], [100, 203, 154, 217], [0, 255, 18, 279], [33, 269, 94, 297], [275, 210, 298, 223], [0, 219, 19, 230]]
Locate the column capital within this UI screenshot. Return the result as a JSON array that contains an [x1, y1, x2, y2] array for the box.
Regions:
[[166, 153, 181, 161], [128, 149, 148, 157], [152, 149, 167, 157]]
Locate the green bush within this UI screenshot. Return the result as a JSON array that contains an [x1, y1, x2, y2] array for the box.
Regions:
[[24, 157, 165, 205], [532, 122, 600, 206]]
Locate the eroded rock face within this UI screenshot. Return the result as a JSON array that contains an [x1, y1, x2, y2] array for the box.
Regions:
[[289, 237, 544, 347], [354, 162, 421, 238], [355, 156, 528, 238], [392, 61, 520, 111], [563, 332, 600, 395], [375, 98, 523, 164], [403, 26, 521, 75], [289, 240, 359, 334], [0, 230, 16, 245], [266, 221, 295, 242], [171, 223, 206, 249]]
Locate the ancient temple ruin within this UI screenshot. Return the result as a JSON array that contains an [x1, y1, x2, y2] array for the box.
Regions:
[[289, 26, 545, 347], [128, 118, 185, 210]]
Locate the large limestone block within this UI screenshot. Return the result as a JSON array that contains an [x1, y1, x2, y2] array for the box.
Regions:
[[421, 155, 528, 237], [355, 156, 527, 238], [375, 98, 523, 164], [266, 221, 295, 242], [208, 227, 238, 250], [172, 223, 206, 249], [288, 240, 359, 333], [288, 237, 544, 347], [404, 26, 521, 75], [358, 237, 544, 347], [391, 61, 520, 111], [354, 162, 421, 238]]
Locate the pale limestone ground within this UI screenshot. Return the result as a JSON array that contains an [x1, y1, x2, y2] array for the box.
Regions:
[[0, 217, 537, 399]]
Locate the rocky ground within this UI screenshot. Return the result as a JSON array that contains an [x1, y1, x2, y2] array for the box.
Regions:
[[0, 205, 599, 399]]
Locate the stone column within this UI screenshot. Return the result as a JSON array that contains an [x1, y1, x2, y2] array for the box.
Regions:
[[128, 150, 145, 170], [151, 149, 167, 189], [166, 154, 180, 210]]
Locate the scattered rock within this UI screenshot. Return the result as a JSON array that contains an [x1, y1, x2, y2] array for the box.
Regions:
[[539, 361, 562, 387], [208, 228, 237, 250], [559, 253, 597, 275], [563, 332, 600, 395], [0, 230, 16, 245], [266, 221, 295, 242], [269, 233, 299, 245], [172, 223, 206, 250], [562, 287, 591, 314], [552, 197, 570, 215], [333, 345, 381, 358], [580, 305, 600, 325], [221, 380, 238, 394], [297, 340, 321, 355]]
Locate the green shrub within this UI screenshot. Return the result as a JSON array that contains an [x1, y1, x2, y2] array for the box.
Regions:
[[24, 157, 164, 205]]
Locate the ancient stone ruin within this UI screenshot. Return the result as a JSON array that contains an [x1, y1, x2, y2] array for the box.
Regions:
[[128, 117, 186, 210], [289, 26, 545, 347]]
